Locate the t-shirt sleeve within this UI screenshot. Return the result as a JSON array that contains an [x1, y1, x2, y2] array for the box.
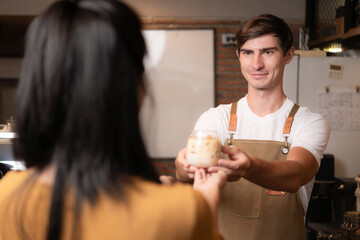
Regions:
[[194, 108, 221, 131], [291, 112, 331, 166], [194, 106, 230, 145], [190, 190, 223, 240]]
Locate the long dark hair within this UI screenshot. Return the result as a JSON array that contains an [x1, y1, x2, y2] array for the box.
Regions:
[[13, 0, 159, 239], [235, 14, 293, 56]]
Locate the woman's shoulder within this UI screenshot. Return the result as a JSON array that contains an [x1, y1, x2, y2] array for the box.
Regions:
[[129, 178, 209, 220], [133, 177, 203, 205], [0, 170, 29, 198], [113, 178, 213, 239], [0, 169, 29, 181]]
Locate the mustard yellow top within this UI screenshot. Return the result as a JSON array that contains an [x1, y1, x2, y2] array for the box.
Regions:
[[0, 170, 222, 240]]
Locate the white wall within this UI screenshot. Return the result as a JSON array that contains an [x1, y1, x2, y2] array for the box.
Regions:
[[0, 0, 306, 24]]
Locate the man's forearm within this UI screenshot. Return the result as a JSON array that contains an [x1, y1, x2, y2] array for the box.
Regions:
[[245, 147, 318, 192]]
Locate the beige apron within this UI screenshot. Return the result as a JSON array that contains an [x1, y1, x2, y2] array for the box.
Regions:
[[218, 102, 306, 240]]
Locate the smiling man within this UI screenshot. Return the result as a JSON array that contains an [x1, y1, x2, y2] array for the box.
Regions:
[[175, 14, 330, 240]]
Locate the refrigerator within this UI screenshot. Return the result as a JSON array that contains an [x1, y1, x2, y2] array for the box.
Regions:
[[284, 55, 360, 178]]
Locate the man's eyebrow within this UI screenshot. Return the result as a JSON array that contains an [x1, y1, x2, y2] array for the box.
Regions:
[[240, 47, 279, 52], [239, 48, 252, 52], [260, 47, 278, 51]]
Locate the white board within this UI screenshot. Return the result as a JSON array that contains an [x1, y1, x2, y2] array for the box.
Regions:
[[140, 29, 215, 158]]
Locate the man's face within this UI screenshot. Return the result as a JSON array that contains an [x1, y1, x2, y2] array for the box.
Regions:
[[237, 34, 293, 92]]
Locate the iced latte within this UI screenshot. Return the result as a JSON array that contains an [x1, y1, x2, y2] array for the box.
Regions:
[[186, 130, 221, 168]]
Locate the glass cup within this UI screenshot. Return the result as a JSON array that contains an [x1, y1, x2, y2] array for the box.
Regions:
[[185, 130, 221, 168]]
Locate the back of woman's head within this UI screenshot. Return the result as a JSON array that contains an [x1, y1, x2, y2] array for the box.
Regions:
[[14, 0, 158, 198], [13, 1, 159, 239]]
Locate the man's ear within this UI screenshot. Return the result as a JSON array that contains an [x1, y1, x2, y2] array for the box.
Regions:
[[236, 49, 240, 58], [285, 46, 295, 64]]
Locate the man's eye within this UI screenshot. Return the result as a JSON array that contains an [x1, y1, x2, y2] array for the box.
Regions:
[[264, 50, 273, 55], [242, 51, 252, 55]]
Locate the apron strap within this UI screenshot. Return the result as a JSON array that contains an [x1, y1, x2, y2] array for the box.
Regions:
[[228, 102, 300, 135], [283, 104, 300, 135], [227, 102, 238, 145], [227, 102, 300, 148], [229, 101, 238, 132], [281, 104, 300, 155]]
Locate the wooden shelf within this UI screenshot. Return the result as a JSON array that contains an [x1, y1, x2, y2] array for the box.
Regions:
[[308, 33, 342, 47], [309, 26, 360, 48], [343, 25, 360, 39]]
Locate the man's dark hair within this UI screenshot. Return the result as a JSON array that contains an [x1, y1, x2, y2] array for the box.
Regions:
[[235, 14, 293, 56]]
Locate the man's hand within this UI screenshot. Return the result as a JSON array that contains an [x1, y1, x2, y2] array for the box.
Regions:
[[207, 145, 251, 182], [175, 148, 199, 182], [209, 145, 318, 193]]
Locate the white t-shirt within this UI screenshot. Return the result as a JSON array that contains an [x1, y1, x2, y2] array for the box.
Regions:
[[194, 96, 330, 212]]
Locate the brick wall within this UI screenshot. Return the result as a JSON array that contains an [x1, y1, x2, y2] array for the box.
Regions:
[[144, 17, 303, 179], [152, 158, 177, 179]]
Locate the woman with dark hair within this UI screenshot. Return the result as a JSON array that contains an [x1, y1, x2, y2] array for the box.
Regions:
[[0, 0, 226, 239]]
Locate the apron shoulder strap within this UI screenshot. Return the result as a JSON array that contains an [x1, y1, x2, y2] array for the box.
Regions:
[[229, 101, 238, 132], [228, 102, 300, 135], [283, 104, 300, 135], [281, 104, 300, 155], [227, 102, 238, 145]]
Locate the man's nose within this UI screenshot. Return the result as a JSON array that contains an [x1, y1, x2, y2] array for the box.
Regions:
[[251, 54, 264, 70]]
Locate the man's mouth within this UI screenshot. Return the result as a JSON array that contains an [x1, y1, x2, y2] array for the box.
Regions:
[[250, 72, 268, 78]]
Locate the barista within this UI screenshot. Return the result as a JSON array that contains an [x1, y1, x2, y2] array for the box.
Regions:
[[175, 14, 330, 240]]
